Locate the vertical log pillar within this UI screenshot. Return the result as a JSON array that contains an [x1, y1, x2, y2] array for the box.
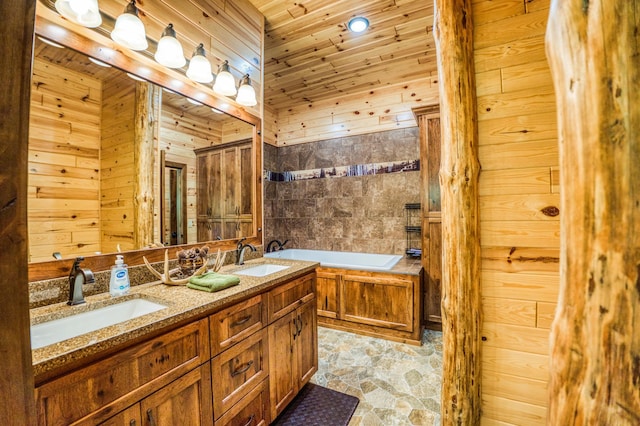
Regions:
[[133, 82, 158, 248], [546, 1, 640, 423], [433, 0, 482, 424], [0, 0, 37, 424]]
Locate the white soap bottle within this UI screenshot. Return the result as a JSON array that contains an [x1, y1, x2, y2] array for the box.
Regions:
[[110, 255, 130, 297]]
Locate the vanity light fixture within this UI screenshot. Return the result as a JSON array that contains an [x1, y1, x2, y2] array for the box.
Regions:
[[37, 36, 65, 49], [154, 23, 186, 69], [111, 0, 148, 51], [236, 74, 257, 107], [348, 16, 369, 33], [186, 43, 213, 83], [213, 60, 237, 96], [88, 56, 111, 67], [54, 0, 102, 28]]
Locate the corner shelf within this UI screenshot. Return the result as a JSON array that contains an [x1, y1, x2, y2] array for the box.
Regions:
[[404, 203, 421, 259]]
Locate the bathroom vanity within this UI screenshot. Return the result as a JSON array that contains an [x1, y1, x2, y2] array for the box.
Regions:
[[31, 259, 317, 426]]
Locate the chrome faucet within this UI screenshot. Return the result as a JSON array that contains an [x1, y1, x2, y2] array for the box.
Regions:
[[266, 239, 289, 253], [68, 257, 95, 306], [235, 238, 257, 265]]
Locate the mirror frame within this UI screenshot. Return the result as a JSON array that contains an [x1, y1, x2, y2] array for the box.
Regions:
[[28, 5, 263, 281]]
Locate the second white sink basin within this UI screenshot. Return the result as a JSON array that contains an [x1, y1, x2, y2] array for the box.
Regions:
[[235, 264, 290, 277], [31, 298, 168, 350]]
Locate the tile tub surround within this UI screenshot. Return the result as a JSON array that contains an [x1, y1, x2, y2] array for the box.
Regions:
[[264, 128, 420, 255], [313, 327, 443, 426]]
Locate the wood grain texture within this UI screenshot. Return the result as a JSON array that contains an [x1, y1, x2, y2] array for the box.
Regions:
[[434, 0, 482, 423], [546, 0, 640, 423], [0, 2, 36, 424]]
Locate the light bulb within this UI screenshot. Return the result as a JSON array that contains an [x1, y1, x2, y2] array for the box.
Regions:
[[154, 24, 186, 68], [213, 61, 237, 96], [236, 75, 257, 107], [111, 1, 148, 51], [186, 44, 213, 83], [55, 0, 102, 28], [348, 17, 369, 33]]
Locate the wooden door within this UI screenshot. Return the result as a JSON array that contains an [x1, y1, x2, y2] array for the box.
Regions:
[[295, 300, 318, 386], [316, 271, 339, 319], [267, 313, 296, 420], [416, 106, 443, 329], [140, 364, 213, 426]]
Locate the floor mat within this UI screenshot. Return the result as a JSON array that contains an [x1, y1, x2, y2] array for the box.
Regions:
[[273, 383, 359, 426]]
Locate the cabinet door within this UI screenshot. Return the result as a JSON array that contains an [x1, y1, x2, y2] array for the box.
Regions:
[[223, 147, 239, 218], [268, 313, 297, 420], [210, 295, 264, 355], [238, 144, 253, 218], [267, 273, 315, 323], [141, 364, 213, 426], [295, 300, 318, 386], [214, 379, 269, 426]]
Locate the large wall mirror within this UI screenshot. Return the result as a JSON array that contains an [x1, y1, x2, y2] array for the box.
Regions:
[[28, 18, 262, 279]]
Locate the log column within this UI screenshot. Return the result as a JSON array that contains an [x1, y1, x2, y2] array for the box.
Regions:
[[433, 0, 482, 424], [546, 0, 640, 423]]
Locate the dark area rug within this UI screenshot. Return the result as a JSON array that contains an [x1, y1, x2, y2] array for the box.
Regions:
[[273, 383, 359, 426]]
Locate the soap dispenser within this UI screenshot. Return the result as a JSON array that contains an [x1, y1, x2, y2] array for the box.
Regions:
[[110, 255, 130, 297]]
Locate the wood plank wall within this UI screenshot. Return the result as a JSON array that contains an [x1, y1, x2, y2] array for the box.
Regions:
[[274, 76, 438, 146], [28, 58, 102, 262], [473, 0, 558, 423], [100, 74, 136, 254]]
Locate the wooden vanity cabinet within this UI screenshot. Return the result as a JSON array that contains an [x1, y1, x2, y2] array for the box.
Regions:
[[267, 275, 318, 420], [35, 319, 211, 426]]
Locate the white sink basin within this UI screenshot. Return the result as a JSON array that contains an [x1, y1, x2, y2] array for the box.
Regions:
[[31, 298, 168, 350], [235, 264, 290, 277]]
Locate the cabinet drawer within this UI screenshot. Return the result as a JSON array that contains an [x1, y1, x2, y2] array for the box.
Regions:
[[211, 329, 268, 419], [215, 379, 269, 426], [210, 294, 264, 355], [35, 319, 210, 426], [267, 273, 315, 323]]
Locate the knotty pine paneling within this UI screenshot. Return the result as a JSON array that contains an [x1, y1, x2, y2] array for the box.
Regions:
[[28, 58, 102, 263], [474, 0, 557, 423], [276, 77, 438, 146]]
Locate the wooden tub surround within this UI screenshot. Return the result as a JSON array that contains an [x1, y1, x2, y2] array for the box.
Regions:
[[31, 258, 318, 425]]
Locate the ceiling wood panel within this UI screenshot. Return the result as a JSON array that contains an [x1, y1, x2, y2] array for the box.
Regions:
[[250, 0, 435, 109]]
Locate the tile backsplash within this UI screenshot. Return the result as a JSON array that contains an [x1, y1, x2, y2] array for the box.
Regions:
[[264, 127, 420, 255]]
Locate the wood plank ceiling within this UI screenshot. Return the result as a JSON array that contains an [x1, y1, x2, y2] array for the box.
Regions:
[[248, 0, 435, 109]]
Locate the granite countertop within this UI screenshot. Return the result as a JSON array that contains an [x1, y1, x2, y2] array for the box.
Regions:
[[30, 258, 318, 379]]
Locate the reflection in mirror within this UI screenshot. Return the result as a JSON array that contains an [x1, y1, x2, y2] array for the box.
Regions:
[[28, 37, 255, 263]]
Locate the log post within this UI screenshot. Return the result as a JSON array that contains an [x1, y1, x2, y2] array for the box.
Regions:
[[546, 0, 640, 423], [433, 0, 482, 424], [133, 82, 158, 248], [0, 0, 37, 424]]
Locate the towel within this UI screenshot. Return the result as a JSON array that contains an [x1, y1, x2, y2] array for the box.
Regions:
[[187, 272, 240, 292]]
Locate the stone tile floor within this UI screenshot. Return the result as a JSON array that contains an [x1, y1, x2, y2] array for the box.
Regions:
[[311, 327, 443, 426]]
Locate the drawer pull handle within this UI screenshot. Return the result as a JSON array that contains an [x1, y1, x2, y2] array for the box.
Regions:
[[296, 314, 303, 337], [147, 409, 157, 426], [242, 414, 256, 426], [130, 420, 136, 426], [231, 315, 252, 327], [231, 360, 254, 377]]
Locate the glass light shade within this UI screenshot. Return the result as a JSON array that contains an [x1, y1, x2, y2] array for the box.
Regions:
[[111, 1, 148, 51], [186, 44, 213, 83], [55, 0, 102, 28], [236, 75, 257, 107], [348, 17, 369, 33], [154, 24, 186, 68], [213, 61, 237, 96]]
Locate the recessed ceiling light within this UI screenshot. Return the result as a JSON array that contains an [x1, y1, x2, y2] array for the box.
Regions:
[[88, 57, 111, 67], [37, 36, 65, 49], [348, 17, 369, 33]]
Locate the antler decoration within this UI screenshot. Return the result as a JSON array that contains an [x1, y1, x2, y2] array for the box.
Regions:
[[143, 248, 227, 285]]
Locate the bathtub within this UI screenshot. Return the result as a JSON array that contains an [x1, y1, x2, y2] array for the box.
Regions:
[[264, 248, 402, 272]]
